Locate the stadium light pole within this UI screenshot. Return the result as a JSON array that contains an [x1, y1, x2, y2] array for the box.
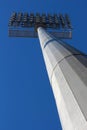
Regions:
[[8, 13, 87, 130]]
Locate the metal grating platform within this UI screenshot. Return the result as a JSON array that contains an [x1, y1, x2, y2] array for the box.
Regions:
[[9, 29, 72, 39]]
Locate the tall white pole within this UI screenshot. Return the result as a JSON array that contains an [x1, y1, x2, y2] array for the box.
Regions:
[[37, 27, 87, 130]]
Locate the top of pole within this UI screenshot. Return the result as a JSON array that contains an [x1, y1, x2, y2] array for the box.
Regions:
[[8, 12, 72, 39]]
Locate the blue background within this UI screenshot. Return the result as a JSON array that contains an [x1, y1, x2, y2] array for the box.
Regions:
[[0, 0, 87, 130]]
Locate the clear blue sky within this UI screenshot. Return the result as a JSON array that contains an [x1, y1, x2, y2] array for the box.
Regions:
[[0, 1, 87, 130]]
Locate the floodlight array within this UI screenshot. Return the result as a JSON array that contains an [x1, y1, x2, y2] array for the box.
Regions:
[[9, 12, 72, 29], [8, 12, 72, 39]]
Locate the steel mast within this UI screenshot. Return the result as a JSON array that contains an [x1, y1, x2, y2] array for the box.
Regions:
[[37, 27, 87, 130]]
